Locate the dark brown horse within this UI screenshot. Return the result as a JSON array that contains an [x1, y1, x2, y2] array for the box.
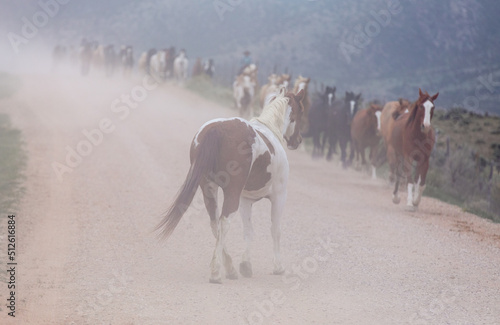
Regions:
[[157, 88, 305, 283], [350, 102, 383, 178], [326, 91, 362, 167], [389, 89, 439, 211], [307, 86, 336, 158], [191, 57, 203, 77]]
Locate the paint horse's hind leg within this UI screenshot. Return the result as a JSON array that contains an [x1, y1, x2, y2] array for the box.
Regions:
[[239, 197, 254, 278], [270, 192, 286, 275], [209, 189, 243, 284], [203, 180, 239, 283]]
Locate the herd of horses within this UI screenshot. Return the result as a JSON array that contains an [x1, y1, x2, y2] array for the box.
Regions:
[[52, 40, 215, 84], [156, 58, 439, 282], [232, 68, 439, 213], [53, 43, 440, 281], [138, 47, 191, 84], [304, 85, 439, 212]]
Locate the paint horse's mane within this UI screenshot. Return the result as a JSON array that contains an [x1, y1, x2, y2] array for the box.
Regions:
[[406, 93, 431, 127], [252, 92, 289, 146]]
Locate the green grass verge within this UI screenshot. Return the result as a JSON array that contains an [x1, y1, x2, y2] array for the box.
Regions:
[[0, 114, 26, 214], [0, 73, 25, 286], [0, 72, 24, 214], [185, 75, 235, 108]]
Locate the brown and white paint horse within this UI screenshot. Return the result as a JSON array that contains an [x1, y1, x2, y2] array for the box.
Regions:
[[157, 88, 305, 283], [389, 89, 439, 211]]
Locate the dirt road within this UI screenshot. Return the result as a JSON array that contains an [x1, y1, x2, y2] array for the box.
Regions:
[[1, 74, 499, 324]]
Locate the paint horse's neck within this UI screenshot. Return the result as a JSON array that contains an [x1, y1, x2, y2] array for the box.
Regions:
[[252, 97, 290, 146]]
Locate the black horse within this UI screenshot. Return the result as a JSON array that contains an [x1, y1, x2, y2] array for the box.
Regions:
[[307, 86, 336, 158], [79, 39, 93, 76], [326, 91, 362, 167], [204, 59, 215, 78], [104, 44, 116, 77]]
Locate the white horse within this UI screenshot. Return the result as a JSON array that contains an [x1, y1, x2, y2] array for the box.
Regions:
[[150, 50, 167, 81], [233, 64, 258, 119], [138, 51, 149, 74], [233, 75, 256, 119], [157, 88, 306, 283], [173, 50, 189, 85]]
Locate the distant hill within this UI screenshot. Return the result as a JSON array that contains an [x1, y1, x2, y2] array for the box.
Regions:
[[1, 0, 499, 113]]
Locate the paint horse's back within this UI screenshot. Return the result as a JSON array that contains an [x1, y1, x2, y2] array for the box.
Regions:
[[191, 117, 287, 202]]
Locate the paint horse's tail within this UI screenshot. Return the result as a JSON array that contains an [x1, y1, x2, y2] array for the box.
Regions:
[[156, 128, 219, 240]]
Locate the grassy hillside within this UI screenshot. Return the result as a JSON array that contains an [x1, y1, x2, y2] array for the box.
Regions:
[[427, 108, 500, 222]]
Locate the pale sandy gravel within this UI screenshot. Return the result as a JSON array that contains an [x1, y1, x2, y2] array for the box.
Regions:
[[0, 74, 499, 325]]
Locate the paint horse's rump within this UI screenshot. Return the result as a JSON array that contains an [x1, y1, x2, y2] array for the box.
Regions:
[[157, 88, 305, 284]]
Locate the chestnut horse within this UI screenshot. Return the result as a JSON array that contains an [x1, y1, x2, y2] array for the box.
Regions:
[[389, 89, 439, 211], [259, 73, 280, 107], [379, 98, 411, 181], [277, 73, 292, 90], [350, 102, 382, 178], [292, 76, 311, 133], [157, 88, 305, 284]]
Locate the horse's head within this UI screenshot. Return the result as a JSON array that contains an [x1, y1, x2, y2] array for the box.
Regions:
[[268, 74, 279, 85], [345, 92, 361, 123], [283, 89, 306, 150], [407, 89, 439, 133], [368, 103, 383, 134], [324, 86, 336, 107], [294, 76, 310, 93], [279, 74, 291, 89], [399, 98, 411, 113]]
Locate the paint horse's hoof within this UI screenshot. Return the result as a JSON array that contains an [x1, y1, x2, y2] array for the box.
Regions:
[[272, 266, 285, 275], [239, 261, 253, 278], [392, 196, 401, 204], [209, 277, 222, 284], [405, 205, 417, 212], [226, 269, 239, 280]]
